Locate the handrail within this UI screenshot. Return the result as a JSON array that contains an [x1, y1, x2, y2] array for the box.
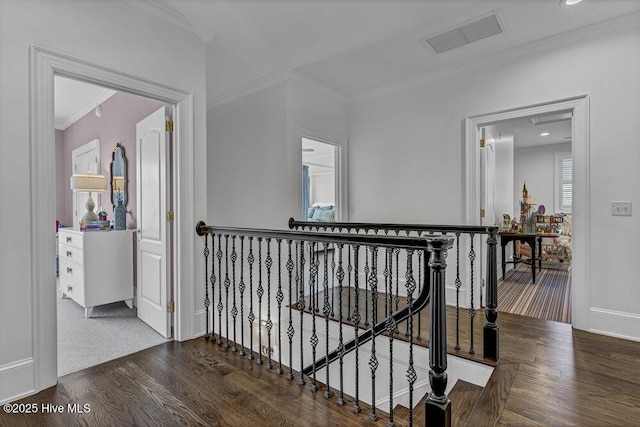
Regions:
[[289, 217, 498, 235], [197, 221, 436, 251]]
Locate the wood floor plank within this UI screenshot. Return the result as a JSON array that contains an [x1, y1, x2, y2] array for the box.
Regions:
[[464, 363, 519, 426]]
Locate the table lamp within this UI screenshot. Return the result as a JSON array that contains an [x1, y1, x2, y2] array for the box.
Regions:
[[70, 174, 107, 226]]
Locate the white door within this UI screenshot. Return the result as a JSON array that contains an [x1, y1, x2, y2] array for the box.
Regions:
[[71, 139, 101, 228], [136, 106, 171, 338], [479, 129, 495, 307]]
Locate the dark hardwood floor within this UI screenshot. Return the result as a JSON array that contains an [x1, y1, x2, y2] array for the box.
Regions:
[[3, 311, 640, 426]]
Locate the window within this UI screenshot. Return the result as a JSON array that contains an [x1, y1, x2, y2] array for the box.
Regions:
[[554, 152, 572, 213], [302, 137, 338, 222]]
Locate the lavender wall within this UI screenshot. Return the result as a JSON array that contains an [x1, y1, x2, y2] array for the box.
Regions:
[[55, 130, 65, 223], [58, 91, 163, 228]]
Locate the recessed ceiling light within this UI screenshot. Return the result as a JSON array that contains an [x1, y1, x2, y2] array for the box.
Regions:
[[560, 0, 583, 6], [540, 132, 550, 137]]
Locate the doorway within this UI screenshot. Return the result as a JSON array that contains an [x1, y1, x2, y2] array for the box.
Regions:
[[481, 113, 573, 323], [54, 76, 173, 375], [464, 95, 590, 330], [30, 45, 196, 393]]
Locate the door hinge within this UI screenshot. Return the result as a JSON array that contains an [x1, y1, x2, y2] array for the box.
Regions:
[[167, 211, 174, 223], [167, 301, 175, 313], [166, 121, 174, 132], [480, 138, 486, 148], [480, 208, 485, 218]]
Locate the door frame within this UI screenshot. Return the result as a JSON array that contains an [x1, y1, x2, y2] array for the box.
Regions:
[[30, 45, 196, 392], [463, 95, 590, 331]]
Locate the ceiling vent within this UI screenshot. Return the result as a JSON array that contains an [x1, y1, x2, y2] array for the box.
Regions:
[[420, 11, 505, 54]]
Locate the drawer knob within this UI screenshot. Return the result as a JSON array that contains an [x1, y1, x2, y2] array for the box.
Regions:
[[66, 237, 72, 243], [67, 285, 73, 292], [66, 267, 72, 274], [66, 251, 72, 257]]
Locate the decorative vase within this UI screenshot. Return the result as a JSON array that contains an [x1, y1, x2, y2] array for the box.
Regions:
[[114, 200, 126, 230]]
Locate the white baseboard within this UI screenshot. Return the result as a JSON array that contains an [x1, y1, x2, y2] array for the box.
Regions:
[[194, 309, 209, 338], [589, 307, 640, 342], [0, 358, 35, 405]]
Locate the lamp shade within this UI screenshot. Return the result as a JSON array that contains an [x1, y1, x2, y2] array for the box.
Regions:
[[70, 174, 107, 193]]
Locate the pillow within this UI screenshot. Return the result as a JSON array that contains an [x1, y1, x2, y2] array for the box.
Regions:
[[307, 207, 317, 219]]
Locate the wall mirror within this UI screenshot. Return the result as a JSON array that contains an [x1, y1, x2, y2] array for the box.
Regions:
[[110, 143, 128, 208]]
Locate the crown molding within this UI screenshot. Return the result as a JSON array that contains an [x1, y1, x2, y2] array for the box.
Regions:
[[112, 0, 216, 43], [288, 69, 349, 103], [207, 68, 348, 110], [354, 11, 640, 103], [56, 88, 117, 130], [207, 68, 292, 109]]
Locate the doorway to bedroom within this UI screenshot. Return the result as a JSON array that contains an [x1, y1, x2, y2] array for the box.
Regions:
[[302, 137, 339, 222], [54, 76, 172, 376]]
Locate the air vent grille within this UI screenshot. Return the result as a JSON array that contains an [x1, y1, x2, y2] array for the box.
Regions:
[[420, 12, 503, 54]]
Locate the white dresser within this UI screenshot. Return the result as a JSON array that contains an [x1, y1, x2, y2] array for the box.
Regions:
[[58, 228, 134, 318]]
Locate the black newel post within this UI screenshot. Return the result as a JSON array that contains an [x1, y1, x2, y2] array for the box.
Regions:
[[425, 237, 453, 427], [483, 227, 499, 361]]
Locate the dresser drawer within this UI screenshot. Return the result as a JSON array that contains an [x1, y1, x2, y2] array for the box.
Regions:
[[60, 274, 85, 306], [59, 258, 84, 285], [59, 243, 83, 265], [59, 231, 83, 249]]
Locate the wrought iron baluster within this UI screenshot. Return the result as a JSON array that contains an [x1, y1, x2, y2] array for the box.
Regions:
[[211, 233, 216, 341], [276, 239, 284, 374], [364, 246, 370, 326], [469, 233, 476, 354], [386, 248, 396, 427], [247, 237, 255, 360], [298, 241, 306, 385], [224, 235, 231, 349], [368, 246, 379, 421], [231, 236, 238, 352], [216, 235, 223, 345], [204, 233, 210, 338], [336, 243, 346, 406], [352, 245, 361, 414], [257, 238, 264, 365], [405, 250, 417, 425], [455, 233, 461, 350], [309, 242, 319, 391], [331, 246, 336, 317], [239, 237, 246, 356], [323, 243, 333, 398], [347, 246, 352, 321], [395, 248, 400, 334], [286, 240, 295, 380], [383, 248, 389, 318], [265, 238, 273, 369], [417, 250, 423, 340]]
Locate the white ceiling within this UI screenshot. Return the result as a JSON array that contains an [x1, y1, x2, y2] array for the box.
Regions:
[[54, 76, 116, 130], [487, 112, 572, 149], [131, 0, 640, 102], [62, 1, 640, 117]]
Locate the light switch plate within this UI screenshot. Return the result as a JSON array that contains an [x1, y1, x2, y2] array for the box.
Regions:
[[611, 201, 632, 216]]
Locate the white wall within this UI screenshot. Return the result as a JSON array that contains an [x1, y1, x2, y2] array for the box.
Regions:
[[310, 172, 335, 205], [348, 28, 640, 339], [208, 77, 348, 229], [514, 142, 571, 216], [0, 0, 206, 403]]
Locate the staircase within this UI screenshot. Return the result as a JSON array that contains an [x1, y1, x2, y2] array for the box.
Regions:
[[196, 219, 500, 426]]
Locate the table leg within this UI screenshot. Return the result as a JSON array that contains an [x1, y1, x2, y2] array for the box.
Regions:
[[538, 236, 542, 270], [531, 239, 537, 284]]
